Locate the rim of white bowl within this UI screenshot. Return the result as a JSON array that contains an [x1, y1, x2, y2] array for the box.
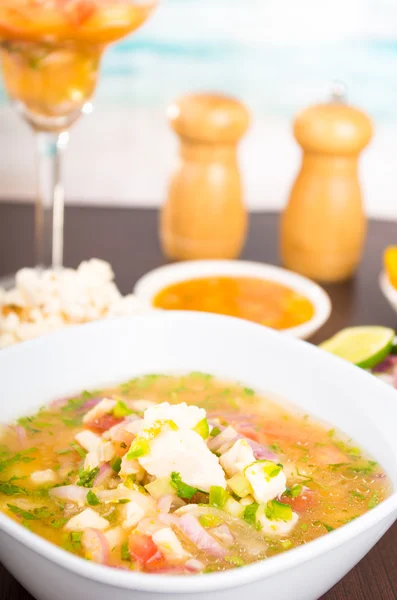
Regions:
[[133, 260, 332, 340], [0, 313, 397, 594]]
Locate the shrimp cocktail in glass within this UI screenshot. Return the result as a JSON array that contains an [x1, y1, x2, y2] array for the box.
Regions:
[[0, 0, 157, 270]]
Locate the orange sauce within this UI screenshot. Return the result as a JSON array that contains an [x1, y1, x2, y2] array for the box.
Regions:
[[153, 276, 315, 330]]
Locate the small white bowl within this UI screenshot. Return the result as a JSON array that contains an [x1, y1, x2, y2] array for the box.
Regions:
[[134, 260, 331, 340], [380, 271, 397, 313]]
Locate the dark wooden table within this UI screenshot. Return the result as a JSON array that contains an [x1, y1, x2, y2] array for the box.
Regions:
[[0, 203, 396, 600]]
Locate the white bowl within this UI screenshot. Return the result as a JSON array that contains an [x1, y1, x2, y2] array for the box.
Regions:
[[0, 312, 396, 600], [380, 270, 397, 313], [133, 260, 331, 340]]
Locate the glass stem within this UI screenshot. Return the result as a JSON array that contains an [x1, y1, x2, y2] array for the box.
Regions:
[[35, 131, 68, 269]]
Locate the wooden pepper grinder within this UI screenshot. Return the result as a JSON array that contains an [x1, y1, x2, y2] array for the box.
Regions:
[[160, 93, 250, 260], [280, 83, 373, 282]]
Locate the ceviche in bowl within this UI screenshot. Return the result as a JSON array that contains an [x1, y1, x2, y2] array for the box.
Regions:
[[0, 312, 396, 600]]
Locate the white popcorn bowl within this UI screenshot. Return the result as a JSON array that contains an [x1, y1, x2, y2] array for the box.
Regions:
[[133, 260, 331, 340], [0, 311, 396, 600]]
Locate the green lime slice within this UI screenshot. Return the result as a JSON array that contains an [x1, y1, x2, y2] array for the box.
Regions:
[[319, 326, 395, 369]]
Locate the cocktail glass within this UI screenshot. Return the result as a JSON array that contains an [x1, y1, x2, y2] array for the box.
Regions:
[[0, 0, 157, 270]]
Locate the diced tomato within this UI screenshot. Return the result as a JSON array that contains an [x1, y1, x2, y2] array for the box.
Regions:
[[315, 445, 347, 465], [280, 490, 318, 513], [235, 425, 260, 442], [87, 414, 123, 433], [262, 422, 306, 443], [128, 534, 158, 565]]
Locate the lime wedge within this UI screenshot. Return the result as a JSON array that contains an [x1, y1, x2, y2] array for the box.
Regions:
[[319, 326, 395, 369]]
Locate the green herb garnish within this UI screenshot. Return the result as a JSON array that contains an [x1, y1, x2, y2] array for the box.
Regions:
[[243, 502, 259, 527], [225, 555, 245, 566], [121, 541, 131, 561], [7, 504, 38, 521], [243, 388, 255, 396], [284, 484, 302, 498], [170, 472, 198, 500], [313, 520, 334, 532], [70, 442, 86, 458], [368, 493, 379, 509], [199, 514, 223, 528], [210, 427, 221, 437], [61, 417, 82, 428], [110, 456, 122, 473], [77, 467, 100, 488], [127, 437, 150, 459], [86, 490, 100, 506], [0, 482, 27, 496], [113, 401, 133, 419], [209, 486, 229, 508], [266, 500, 293, 522]]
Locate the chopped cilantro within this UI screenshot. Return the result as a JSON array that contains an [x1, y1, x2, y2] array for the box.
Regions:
[[70, 442, 87, 459], [110, 456, 122, 473], [62, 417, 82, 428], [7, 504, 38, 521], [243, 388, 255, 396], [350, 491, 365, 501], [55, 448, 73, 455], [170, 472, 198, 500], [0, 449, 36, 473], [113, 401, 133, 418], [189, 372, 213, 380], [210, 427, 221, 437], [300, 523, 309, 532], [270, 442, 282, 453], [368, 493, 379, 509], [313, 520, 334, 532], [225, 555, 245, 567], [121, 541, 131, 561], [0, 481, 27, 496], [33, 507, 52, 519], [284, 484, 302, 498], [77, 467, 100, 488], [86, 490, 100, 506], [70, 531, 83, 550]]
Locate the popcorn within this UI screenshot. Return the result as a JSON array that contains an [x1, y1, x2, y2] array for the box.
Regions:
[[0, 259, 150, 348]]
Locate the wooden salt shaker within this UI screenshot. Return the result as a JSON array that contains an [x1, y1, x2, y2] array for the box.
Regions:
[[280, 84, 373, 282], [160, 93, 250, 260]]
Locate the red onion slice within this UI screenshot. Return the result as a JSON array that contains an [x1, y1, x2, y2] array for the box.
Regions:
[[157, 494, 174, 514], [49, 397, 69, 409], [81, 528, 110, 564], [185, 558, 205, 573], [178, 514, 227, 558], [15, 425, 28, 448], [246, 438, 277, 461], [211, 523, 234, 546], [207, 426, 238, 451], [79, 397, 104, 412], [93, 463, 113, 487]]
